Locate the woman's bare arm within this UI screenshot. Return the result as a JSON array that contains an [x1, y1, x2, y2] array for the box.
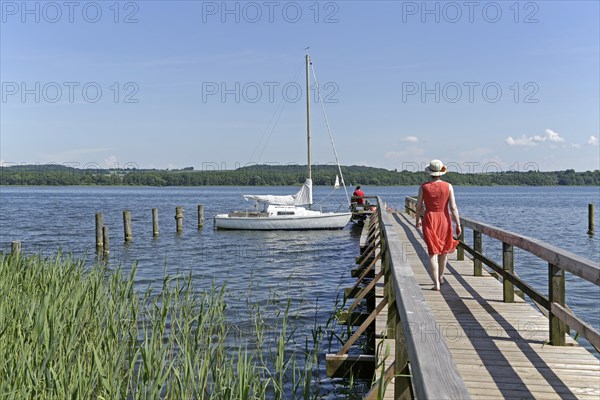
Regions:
[[448, 183, 461, 236], [416, 185, 424, 228]]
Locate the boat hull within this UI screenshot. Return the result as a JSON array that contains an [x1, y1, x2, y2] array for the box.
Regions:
[[214, 212, 351, 230]]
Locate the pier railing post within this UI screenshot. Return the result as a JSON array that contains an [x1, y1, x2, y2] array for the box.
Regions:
[[95, 212, 104, 249], [473, 230, 482, 276], [456, 229, 464, 261], [123, 210, 133, 242], [549, 262, 567, 346], [502, 242, 514, 303]]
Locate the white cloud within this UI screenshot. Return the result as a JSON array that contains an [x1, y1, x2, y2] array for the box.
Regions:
[[543, 129, 565, 142], [506, 129, 565, 147], [400, 136, 418, 143], [506, 135, 536, 147], [588, 136, 599, 146]]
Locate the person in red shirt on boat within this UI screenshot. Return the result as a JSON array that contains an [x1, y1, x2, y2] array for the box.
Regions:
[[353, 185, 365, 205]]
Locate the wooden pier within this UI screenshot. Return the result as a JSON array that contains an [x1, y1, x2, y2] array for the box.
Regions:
[[327, 197, 600, 399]]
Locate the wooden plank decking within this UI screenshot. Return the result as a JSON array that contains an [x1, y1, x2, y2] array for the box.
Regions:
[[373, 211, 600, 399]]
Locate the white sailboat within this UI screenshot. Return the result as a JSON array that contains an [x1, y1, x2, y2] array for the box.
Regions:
[[214, 55, 351, 230]]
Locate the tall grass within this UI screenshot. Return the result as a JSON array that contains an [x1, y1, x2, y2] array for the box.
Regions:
[[0, 253, 330, 399]]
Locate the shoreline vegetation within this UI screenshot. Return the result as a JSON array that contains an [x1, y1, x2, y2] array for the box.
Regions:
[[0, 164, 599, 187], [0, 252, 360, 399]]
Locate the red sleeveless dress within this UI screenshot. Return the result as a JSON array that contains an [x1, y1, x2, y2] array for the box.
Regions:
[[421, 181, 458, 256]]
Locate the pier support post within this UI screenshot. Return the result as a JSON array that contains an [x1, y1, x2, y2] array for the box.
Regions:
[[456, 229, 464, 261], [11, 241, 21, 256], [502, 242, 514, 303], [549, 262, 567, 346], [123, 210, 132, 242], [588, 203, 595, 235], [102, 226, 110, 256], [198, 204, 204, 229], [473, 230, 482, 276], [175, 207, 183, 232], [152, 208, 159, 236], [95, 212, 104, 249]]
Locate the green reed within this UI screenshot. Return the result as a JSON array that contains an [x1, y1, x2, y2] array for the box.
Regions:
[[0, 253, 329, 399]]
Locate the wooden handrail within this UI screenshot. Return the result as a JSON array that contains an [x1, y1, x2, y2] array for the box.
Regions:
[[405, 195, 600, 350]]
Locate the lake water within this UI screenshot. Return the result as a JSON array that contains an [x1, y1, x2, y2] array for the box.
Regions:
[[1, 185, 598, 393]]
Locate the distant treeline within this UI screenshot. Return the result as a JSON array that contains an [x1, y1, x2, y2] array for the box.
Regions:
[[1, 164, 599, 186]]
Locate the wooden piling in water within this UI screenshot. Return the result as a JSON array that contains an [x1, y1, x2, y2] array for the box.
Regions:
[[95, 212, 104, 249], [152, 208, 159, 236], [198, 204, 204, 229], [102, 226, 110, 255], [123, 210, 132, 242], [175, 207, 183, 232], [588, 203, 595, 235], [11, 241, 21, 256]]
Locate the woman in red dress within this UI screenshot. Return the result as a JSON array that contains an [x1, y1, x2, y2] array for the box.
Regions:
[[415, 160, 461, 291]]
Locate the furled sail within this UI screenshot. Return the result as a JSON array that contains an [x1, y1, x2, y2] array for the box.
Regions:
[[243, 178, 313, 206]]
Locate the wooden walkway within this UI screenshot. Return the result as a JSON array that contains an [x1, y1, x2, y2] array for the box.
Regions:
[[373, 211, 600, 399]]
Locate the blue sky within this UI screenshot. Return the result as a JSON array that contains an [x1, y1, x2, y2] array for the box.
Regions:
[[1, 0, 599, 173]]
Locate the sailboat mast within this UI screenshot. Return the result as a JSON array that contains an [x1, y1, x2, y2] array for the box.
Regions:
[[305, 54, 311, 184]]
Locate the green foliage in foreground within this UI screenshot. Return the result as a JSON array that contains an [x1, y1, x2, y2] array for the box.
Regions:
[[1, 164, 599, 186], [0, 253, 323, 399]]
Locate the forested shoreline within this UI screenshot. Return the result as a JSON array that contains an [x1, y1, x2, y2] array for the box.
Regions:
[[1, 164, 599, 186]]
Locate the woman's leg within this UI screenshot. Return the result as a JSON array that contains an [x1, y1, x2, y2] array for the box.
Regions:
[[429, 254, 440, 290], [438, 253, 448, 283]]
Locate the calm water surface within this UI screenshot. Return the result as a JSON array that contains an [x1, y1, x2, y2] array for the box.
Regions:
[[1, 185, 599, 385]]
